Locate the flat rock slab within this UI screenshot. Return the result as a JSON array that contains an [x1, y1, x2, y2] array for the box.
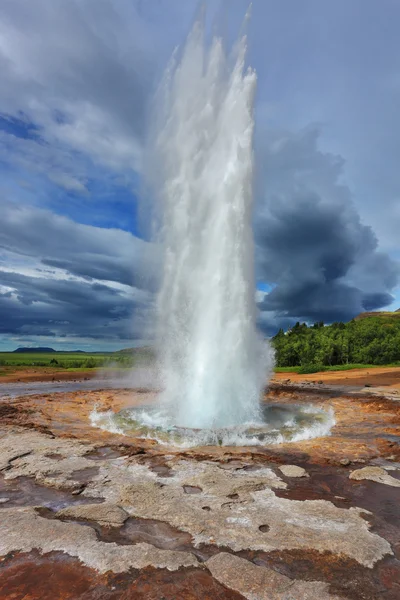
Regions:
[[349, 466, 400, 487], [206, 553, 344, 599], [278, 465, 309, 478], [110, 465, 391, 567], [57, 503, 129, 527], [0, 507, 198, 573]]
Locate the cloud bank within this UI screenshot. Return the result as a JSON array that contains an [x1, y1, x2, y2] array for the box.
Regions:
[[0, 0, 398, 349]]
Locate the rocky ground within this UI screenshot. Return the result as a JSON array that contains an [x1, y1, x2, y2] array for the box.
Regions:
[[0, 378, 399, 599]]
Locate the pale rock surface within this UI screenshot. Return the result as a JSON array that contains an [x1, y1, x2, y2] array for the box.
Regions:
[[278, 465, 309, 478], [57, 503, 129, 527], [207, 553, 344, 600], [0, 430, 97, 489], [84, 460, 392, 567], [0, 507, 198, 573], [349, 466, 400, 487], [0, 431, 393, 570]]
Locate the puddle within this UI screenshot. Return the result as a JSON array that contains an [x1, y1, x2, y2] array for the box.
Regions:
[[68, 466, 100, 483], [148, 464, 174, 477], [49, 512, 217, 562], [0, 475, 103, 510], [85, 446, 122, 461], [183, 485, 202, 495]]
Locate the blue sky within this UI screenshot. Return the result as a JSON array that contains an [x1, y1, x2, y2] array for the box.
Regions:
[[0, 0, 399, 350]]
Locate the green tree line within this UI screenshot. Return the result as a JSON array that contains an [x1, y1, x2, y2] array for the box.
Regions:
[[272, 316, 400, 370]]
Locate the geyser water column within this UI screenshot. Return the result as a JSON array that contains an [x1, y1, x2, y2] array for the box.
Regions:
[[151, 17, 273, 429], [90, 18, 335, 444]]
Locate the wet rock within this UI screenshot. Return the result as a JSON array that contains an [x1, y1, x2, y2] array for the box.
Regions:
[[0, 390, 399, 598], [179, 462, 287, 497], [278, 465, 309, 478], [206, 553, 344, 599], [0, 507, 198, 573], [349, 466, 400, 487], [0, 431, 96, 483], [251, 548, 397, 600], [0, 551, 125, 600], [57, 503, 129, 527], [113, 465, 391, 567], [121, 566, 246, 600], [68, 466, 100, 483], [0, 473, 102, 509]]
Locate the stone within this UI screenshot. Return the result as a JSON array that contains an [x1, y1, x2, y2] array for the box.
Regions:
[[349, 466, 400, 487], [0, 507, 198, 573], [340, 459, 351, 466], [0, 430, 96, 487], [106, 464, 391, 568], [206, 553, 344, 599], [57, 503, 129, 527], [278, 465, 309, 478]]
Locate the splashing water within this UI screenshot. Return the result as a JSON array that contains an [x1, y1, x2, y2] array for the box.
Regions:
[[91, 15, 335, 446], [149, 17, 272, 429]]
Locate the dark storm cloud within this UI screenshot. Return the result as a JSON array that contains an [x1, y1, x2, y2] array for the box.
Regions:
[[0, 270, 142, 341], [255, 128, 399, 325], [0, 201, 159, 291], [0, 202, 156, 342]]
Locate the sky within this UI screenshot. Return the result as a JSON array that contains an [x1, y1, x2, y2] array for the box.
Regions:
[[0, 0, 399, 351]]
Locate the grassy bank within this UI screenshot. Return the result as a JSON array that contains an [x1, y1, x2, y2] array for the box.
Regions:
[[275, 363, 400, 374], [0, 351, 141, 373]]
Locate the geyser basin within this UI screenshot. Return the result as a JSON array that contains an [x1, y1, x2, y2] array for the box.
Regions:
[[91, 402, 335, 448]]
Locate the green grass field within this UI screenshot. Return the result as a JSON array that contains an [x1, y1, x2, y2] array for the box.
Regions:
[[0, 352, 131, 371], [1, 351, 399, 377]]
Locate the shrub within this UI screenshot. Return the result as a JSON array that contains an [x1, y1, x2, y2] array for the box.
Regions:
[[298, 363, 326, 374]]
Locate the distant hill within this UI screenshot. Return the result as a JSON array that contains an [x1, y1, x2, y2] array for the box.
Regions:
[[13, 347, 56, 353], [354, 310, 400, 321], [117, 346, 153, 354]]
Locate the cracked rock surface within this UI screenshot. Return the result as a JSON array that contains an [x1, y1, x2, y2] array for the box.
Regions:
[[1, 383, 400, 600]]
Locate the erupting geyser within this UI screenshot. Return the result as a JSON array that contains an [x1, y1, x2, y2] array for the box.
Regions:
[[91, 14, 335, 446], [151, 17, 272, 429]]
